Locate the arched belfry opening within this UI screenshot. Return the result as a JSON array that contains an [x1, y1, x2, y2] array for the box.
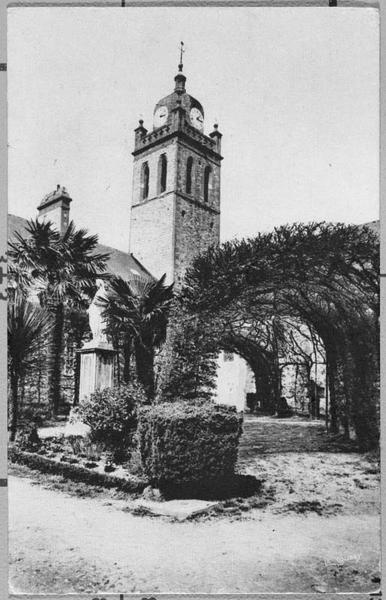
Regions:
[[158, 153, 168, 194], [186, 156, 193, 194], [141, 162, 149, 200], [203, 165, 212, 203]]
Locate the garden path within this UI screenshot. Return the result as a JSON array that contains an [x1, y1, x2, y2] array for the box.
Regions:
[[239, 414, 359, 457], [9, 475, 379, 594], [9, 416, 380, 594]]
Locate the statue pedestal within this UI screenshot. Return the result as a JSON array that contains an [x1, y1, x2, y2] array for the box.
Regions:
[[77, 342, 116, 403]]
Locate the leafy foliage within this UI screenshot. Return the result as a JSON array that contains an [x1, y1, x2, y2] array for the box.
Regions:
[[174, 222, 379, 449], [100, 274, 174, 400], [76, 382, 147, 460], [8, 219, 109, 303], [8, 293, 52, 380], [8, 292, 53, 440], [137, 402, 243, 491], [8, 218, 109, 414], [156, 310, 218, 402]]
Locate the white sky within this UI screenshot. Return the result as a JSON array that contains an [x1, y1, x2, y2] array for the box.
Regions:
[[8, 6, 379, 252]]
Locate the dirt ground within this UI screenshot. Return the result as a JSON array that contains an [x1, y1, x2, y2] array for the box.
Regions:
[[8, 415, 380, 594]]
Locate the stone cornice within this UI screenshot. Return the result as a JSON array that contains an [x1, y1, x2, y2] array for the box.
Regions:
[[131, 191, 220, 215], [132, 121, 223, 162]]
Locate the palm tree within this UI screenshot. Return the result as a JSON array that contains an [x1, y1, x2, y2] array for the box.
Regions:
[[100, 274, 174, 401], [8, 293, 53, 440], [8, 219, 109, 415]]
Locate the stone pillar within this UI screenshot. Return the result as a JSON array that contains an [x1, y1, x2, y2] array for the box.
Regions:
[[77, 343, 116, 403]]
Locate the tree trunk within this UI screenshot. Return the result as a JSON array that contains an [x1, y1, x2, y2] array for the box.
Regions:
[[350, 332, 379, 450], [114, 335, 121, 386], [47, 301, 65, 416], [10, 371, 19, 442], [134, 339, 155, 402], [294, 364, 299, 411], [327, 353, 339, 434], [325, 368, 329, 431], [122, 337, 132, 383], [271, 321, 281, 410]]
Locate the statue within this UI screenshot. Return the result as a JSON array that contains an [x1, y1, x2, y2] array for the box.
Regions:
[[82, 279, 112, 349], [87, 279, 108, 345]]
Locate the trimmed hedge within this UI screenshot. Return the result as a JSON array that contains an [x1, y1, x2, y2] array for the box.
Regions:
[[137, 402, 243, 490], [8, 446, 147, 493]]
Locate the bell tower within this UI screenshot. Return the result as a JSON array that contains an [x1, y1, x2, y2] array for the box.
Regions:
[[129, 53, 222, 286]]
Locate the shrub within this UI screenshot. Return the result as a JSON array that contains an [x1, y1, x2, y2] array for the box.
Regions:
[[20, 406, 50, 427], [137, 402, 243, 491], [16, 424, 41, 452], [8, 446, 147, 493], [76, 382, 146, 458]]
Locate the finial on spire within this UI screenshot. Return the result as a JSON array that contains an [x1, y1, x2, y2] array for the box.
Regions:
[[175, 42, 186, 93], [178, 41, 185, 72]]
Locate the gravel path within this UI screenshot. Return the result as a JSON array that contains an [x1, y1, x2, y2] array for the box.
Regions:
[[9, 475, 379, 594], [9, 416, 380, 594]]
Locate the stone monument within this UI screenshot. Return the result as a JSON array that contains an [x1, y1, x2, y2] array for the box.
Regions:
[[77, 279, 116, 402]]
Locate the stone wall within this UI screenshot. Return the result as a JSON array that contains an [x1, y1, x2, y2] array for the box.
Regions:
[[130, 195, 175, 282], [173, 141, 220, 285], [174, 195, 220, 286]]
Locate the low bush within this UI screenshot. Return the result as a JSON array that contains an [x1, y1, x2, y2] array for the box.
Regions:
[[76, 382, 146, 460], [20, 406, 50, 427], [138, 402, 243, 492], [8, 446, 147, 493], [66, 436, 104, 461], [16, 424, 41, 452]]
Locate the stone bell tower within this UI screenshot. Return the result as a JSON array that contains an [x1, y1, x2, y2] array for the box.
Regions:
[[129, 53, 222, 286]]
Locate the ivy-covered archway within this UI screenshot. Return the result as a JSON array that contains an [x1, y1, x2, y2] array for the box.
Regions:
[[160, 223, 379, 450]]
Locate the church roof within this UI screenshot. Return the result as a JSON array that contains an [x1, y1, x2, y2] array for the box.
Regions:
[[8, 213, 153, 281]]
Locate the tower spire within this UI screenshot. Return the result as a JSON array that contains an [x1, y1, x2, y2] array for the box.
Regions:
[[174, 41, 186, 94], [178, 41, 185, 72]]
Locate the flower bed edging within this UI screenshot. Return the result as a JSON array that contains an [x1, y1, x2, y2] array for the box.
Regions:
[[9, 446, 148, 493]]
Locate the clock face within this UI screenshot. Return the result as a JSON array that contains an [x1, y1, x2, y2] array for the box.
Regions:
[[154, 105, 168, 128], [190, 107, 204, 131]]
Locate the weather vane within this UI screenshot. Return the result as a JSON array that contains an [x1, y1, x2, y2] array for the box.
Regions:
[[178, 41, 185, 72]]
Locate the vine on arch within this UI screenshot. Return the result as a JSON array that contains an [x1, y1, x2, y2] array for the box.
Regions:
[[160, 222, 379, 450]]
